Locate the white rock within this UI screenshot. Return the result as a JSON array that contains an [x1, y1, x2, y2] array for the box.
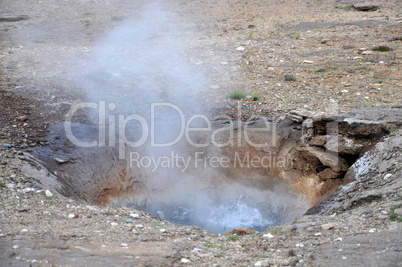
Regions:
[[160, 229, 166, 232], [342, 256, 347, 260], [136, 224, 143, 229], [369, 228, 376, 233], [362, 51, 372, 55], [314, 233, 322, 236], [255, 259, 270, 266], [263, 233, 274, 239], [236, 46, 245, 51], [334, 238, 343, 242], [13, 245, 19, 249], [110, 222, 118, 226], [383, 173, 392, 180], [181, 258, 191, 263], [303, 60, 314, 64], [68, 214, 75, 219], [130, 213, 140, 219], [321, 223, 334, 230], [341, 90, 349, 93], [379, 61, 385, 64], [45, 190, 53, 198], [21, 229, 28, 232], [120, 243, 128, 248]]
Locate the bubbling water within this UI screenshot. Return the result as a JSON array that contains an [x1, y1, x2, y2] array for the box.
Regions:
[[132, 186, 291, 234]]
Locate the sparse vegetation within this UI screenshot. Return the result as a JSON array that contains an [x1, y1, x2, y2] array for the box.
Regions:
[[203, 240, 214, 248], [270, 227, 282, 235], [294, 33, 300, 40], [251, 92, 259, 101], [287, 249, 296, 257], [389, 203, 402, 222], [227, 234, 240, 241], [229, 91, 245, 100], [155, 222, 163, 227], [315, 68, 327, 73], [284, 74, 296, 82], [0, 183, 6, 189], [216, 254, 223, 257], [344, 4, 355, 10], [102, 211, 113, 216]]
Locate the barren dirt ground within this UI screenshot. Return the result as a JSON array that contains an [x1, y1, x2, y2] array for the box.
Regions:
[[0, 0, 401, 266]]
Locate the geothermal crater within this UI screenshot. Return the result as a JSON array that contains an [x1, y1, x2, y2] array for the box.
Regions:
[[20, 106, 400, 234]]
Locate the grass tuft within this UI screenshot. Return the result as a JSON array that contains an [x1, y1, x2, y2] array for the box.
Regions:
[[229, 91, 245, 100], [284, 74, 296, 82]]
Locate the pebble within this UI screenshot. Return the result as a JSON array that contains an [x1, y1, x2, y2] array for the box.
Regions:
[[314, 233, 322, 236], [181, 258, 191, 263], [2, 143, 12, 148], [235, 46, 245, 51], [130, 213, 140, 219], [120, 243, 128, 248], [362, 51, 372, 55], [126, 219, 133, 223], [321, 223, 334, 230], [156, 211, 165, 221], [110, 222, 118, 226], [45, 190, 53, 198], [54, 157, 69, 164], [383, 173, 392, 180], [303, 60, 314, 64], [136, 224, 143, 229], [369, 228, 376, 233], [263, 233, 274, 239], [21, 229, 28, 232], [13, 245, 19, 249], [68, 214, 75, 219]]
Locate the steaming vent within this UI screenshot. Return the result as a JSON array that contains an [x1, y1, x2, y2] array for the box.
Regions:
[[27, 4, 308, 235]]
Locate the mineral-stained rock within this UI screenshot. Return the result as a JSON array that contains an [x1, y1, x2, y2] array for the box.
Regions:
[[318, 168, 344, 180], [297, 146, 349, 172]]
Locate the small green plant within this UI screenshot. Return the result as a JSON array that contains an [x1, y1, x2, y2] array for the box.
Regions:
[[216, 254, 223, 258], [6, 64, 15, 70], [287, 249, 296, 257], [315, 68, 327, 73], [284, 74, 296, 82], [229, 91, 245, 100], [252, 254, 260, 258], [46, 196, 53, 200], [385, 17, 389, 20], [336, 72, 343, 76], [389, 203, 402, 222], [251, 92, 259, 101], [270, 227, 282, 235], [242, 244, 250, 252], [155, 222, 163, 227], [103, 211, 113, 216], [0, 183, 6, 189], [344, 4, 355, 10], [227, 234, 240, 241], [248, 32, 253, 38], [377, 79, 383, 84], [294, 33, 300, 40], [203, 240, 214, 248]]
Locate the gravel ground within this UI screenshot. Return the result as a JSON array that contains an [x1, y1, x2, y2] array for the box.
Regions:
[[0, 0, 401, 266]]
